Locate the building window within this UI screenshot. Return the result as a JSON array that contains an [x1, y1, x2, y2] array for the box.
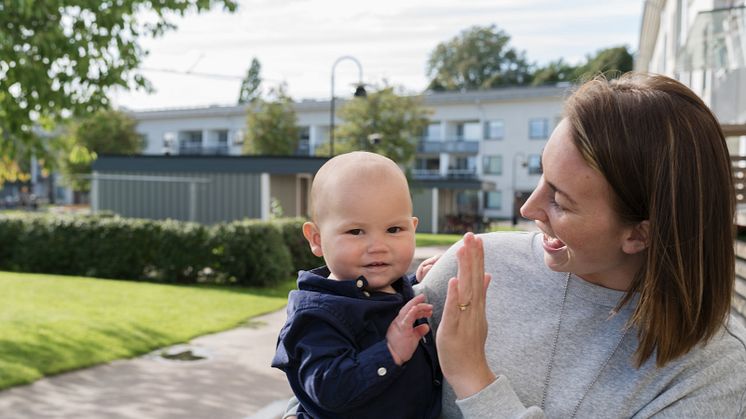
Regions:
[[529, 118, 549, 139], [485, 191, 502, 209], [425, 123, 441, 141], [528, 154, 542, 175], [483, 155, 503, 175], [216, 130, 229, 144], [485, 120, 504, 140]]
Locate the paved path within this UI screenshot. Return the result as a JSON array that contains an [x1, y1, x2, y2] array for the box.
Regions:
[[0, 309, 293, 419]]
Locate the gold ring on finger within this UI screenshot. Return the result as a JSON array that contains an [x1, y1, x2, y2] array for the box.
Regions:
[[458, 301, 471, 311]]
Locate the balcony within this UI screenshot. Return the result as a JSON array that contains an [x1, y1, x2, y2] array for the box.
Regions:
[[178, 144, 230, 155], [412, 168, 477, 180], [417, 139, 479, 154]]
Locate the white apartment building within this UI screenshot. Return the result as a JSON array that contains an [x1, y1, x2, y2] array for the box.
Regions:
[[637, 0, 746, 147], [129, 86, 566, 231]]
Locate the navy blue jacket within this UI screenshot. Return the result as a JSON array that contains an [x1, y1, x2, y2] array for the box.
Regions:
[[272, 267, 442, 419]]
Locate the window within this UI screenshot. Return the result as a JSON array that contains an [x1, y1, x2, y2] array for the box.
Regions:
[[528, 154, 542, 175], [529, 118, 549, 139], [485, 191, 502, 209], [485, 120, 504, 140], [483, 155, 503, 175], [216, 130, 229, 144], [179, 130, 203, 146], [425, 123, 441, 141]]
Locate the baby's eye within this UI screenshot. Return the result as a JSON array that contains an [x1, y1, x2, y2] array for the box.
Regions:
[[347, 229, 362, 235], [387, 226, 402, 233]]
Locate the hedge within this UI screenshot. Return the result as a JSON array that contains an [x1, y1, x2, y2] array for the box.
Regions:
[[0, 214, 322, 287]]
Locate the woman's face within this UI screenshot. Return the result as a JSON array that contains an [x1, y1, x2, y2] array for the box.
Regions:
[[520, 119, 645, 290]]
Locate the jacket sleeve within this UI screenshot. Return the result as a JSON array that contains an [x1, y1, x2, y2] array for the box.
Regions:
[[282, 308, 406, 413]]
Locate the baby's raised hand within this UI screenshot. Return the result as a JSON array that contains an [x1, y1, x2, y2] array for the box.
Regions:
[[415, 254, 441, 282], [385, 294, 433, 366]]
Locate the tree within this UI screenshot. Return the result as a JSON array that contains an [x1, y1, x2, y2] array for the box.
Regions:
[[575, 46, 634, 80], [58, 109, 145, 192], [238, 57, 262, 104], [426, 25, 532, 91], [320, 86, 430, 165], [530, 58, 577, 86], [0, 0, 237, 179], [243, 86, 300, 155], [531, 46, 634, 85]]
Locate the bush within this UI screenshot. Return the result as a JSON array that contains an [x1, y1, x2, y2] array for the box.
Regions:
[[273, 218, 323, 272], [0, 214, 309, 286], [210, 219, 293, 286]]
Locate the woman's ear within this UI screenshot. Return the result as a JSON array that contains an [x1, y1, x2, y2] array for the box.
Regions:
[[302, 221, 324, 257], [622, 220, 650, 255]]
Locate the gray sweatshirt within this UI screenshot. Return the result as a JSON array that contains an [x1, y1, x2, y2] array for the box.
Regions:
[[416, 231, 746, 418]]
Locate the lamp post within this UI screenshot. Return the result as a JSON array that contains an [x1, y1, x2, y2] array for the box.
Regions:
[[330, 56, 366, 156], [511, 152, 527, 226]]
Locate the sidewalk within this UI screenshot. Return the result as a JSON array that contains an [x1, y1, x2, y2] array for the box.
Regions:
[[0, 246, 449, 419], [0, 309, 293, 419]]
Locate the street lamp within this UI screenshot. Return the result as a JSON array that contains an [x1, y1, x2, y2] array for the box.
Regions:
[[511, 152, 527, 226], [330, 56, 366, 156]]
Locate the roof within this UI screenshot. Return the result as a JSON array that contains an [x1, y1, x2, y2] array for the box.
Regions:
[[93, 154, 329, 175], [126, 85, 570, 121]]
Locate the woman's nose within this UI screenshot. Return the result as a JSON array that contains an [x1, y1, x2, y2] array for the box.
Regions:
[[520, 179, 546, 222]]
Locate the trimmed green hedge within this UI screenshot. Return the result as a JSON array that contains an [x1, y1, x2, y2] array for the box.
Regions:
[[0, 214, 322, 286], [273, 218, 324, 272]]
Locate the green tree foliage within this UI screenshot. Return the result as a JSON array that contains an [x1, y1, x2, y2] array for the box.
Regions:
[[530, 58, 578, 85], [320, 86, 430, 165], [59, 109, 144, 192], [531, 46, 634, 85], [426, 25, 532, 91], [243, 86, 300, 156], [0, 0, 237, 177], [576, 46, 634, 80], [238, 57, 262, 104]]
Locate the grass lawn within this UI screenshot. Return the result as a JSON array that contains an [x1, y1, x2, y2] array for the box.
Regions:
[[415, 233, 463, 247], [0, 271, 296, 390]]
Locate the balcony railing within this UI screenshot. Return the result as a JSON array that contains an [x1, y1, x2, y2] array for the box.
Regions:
[[417, 140, 480, 154], [178, 144, 230, 155], [412, 169, 477, 180]]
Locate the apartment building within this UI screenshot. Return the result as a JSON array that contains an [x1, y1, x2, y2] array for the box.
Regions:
[[125, 86, 567, 232], [636, 0, 746, 143]]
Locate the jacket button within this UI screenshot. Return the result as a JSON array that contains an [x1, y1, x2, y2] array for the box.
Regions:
[[363, 291, 371, 297], [356, 279, 364, 288], [377, 367, 387, 376], [434, 379, 441, 386]]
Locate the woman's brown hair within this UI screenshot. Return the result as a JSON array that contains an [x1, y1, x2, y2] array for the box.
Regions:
[[564, 73, 735, 368]]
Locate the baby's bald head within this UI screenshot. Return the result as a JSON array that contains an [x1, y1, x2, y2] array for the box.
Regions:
[[310, 152, 411, 223]]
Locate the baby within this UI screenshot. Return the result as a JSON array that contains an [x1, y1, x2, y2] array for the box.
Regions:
[[272, 151, 441, 418]]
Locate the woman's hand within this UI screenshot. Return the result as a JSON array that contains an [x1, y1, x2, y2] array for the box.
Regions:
[[436, 232, 496, 399]]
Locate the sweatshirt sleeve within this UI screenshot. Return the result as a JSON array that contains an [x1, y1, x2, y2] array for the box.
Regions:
[[455, 375, 545, 418], [280, 308, 405, 413]]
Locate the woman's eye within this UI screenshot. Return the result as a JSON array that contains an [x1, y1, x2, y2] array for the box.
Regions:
[[387, 227, 402, 233], [347, 229, 362, 235], [549, 193, 565, 211]]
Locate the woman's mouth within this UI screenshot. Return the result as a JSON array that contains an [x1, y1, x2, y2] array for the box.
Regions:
[[542, 233, 567, 253]]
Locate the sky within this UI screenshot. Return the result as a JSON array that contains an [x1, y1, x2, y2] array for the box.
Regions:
[[112, 0, 644, 111]]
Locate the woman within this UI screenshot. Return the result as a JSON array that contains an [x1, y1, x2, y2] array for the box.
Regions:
[[421, 73, 746, 418]]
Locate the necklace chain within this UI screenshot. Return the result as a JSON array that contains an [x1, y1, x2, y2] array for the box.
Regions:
[[540, 272, 629, 418]]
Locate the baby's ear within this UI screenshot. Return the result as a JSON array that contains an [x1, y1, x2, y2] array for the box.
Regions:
[[412, 216, 419, 231], [302, 222, 324, 257]]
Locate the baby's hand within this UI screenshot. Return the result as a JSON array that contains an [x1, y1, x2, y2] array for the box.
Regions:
[[415, 254, 441, 282], [386, 294, 433, 366]]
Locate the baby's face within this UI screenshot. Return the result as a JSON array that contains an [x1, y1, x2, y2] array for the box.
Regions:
[[313, 176, 417, 293]]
